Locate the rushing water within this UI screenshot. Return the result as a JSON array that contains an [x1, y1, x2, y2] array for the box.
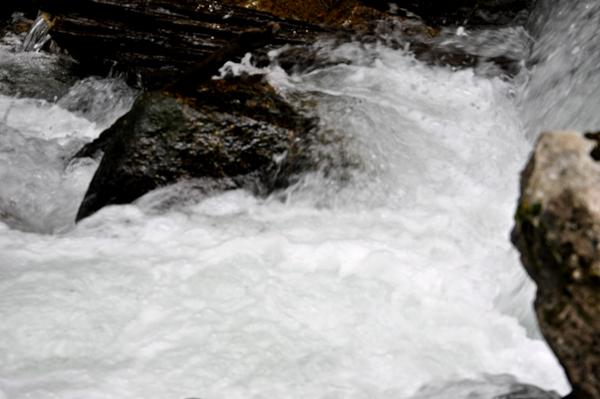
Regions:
[[2, 1, 599, 398]]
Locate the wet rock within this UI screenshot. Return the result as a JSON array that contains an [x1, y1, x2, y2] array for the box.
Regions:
[[76, 74, 341, 221], [39, 0, 345, 89], [364, 0, 534, 27], [409, 374, 561, 399], [323, 5, 436, 36], [0, 12, 34, 38], [493, 383, 562, 399], [219, 0, 438, 41], [0, 11, 81, 101], [221, 0, 361, 24], [511, 130, 600, 399], [222, 0, 532, 27]]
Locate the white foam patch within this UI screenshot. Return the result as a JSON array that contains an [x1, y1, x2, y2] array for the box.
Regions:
[[0, 95, 98, 140]]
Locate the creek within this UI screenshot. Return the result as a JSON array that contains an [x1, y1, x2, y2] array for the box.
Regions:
[[1, 1, 599, 398]]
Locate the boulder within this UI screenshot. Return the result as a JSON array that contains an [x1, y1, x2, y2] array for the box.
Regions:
[[511, 130, 600, 399], [76, 74, 332, 221]]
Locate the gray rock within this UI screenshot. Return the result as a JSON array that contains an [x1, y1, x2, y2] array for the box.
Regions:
[[511, 130, 600, 399]]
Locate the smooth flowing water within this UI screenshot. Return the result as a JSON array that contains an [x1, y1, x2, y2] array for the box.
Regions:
[[1, 1, 598, 398]]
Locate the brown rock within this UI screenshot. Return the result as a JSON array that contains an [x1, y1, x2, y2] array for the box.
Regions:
[[324, 5, 436, 36], [511, 130, 600, 399], [222, 0, 361, 24], [39, 0, 345, 89]]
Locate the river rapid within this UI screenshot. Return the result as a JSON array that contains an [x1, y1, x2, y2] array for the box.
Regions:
[[1, 1, 599, 398]]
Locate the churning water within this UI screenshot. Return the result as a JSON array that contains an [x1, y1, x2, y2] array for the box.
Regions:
[[2, 1, 598, 398]]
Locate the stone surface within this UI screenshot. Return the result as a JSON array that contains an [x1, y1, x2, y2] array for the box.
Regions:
[[511, 130, 600, 399], [323, 5, 436, 36], [76, 74, 344, 221], [222, 0, 533, 27], [363, 0, 534, 27], [221, 0, 361, 24], [39, 0, 345, 89]]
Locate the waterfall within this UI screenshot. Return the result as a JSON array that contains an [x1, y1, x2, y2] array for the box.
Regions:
[[519, 0, 600, 140], [1, 1, 598, 398]]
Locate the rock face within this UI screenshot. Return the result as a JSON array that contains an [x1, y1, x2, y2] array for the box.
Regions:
[[511, 130, 600, 399], [76, 74, 327, 221]]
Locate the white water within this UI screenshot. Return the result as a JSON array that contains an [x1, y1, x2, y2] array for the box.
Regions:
[[520, 0, 600, 140], [3, 2, 597, 397]]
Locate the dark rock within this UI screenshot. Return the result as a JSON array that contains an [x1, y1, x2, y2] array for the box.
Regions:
[[38, 0, 346, 89], [323, 5, 437, 36], [584, 131, 600, 161], [511, 130, 600, 399], [362, 0, 534, 27], [164, 21, 281, 96], [221, 0, 533, 27], [76, 74, 340, 221], [37, 0, 530, 93], [409, 375, 562, 399], [220, 0, 362, 24], [0, 1, 38, 23], [493, 383, 562, 399], [0, 12, 34, 37]]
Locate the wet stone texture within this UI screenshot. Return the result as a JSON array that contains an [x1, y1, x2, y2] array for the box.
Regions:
[[365, 0, 534, 27], [76, 74, 342, 221], [511, 130, 600, 399], [221, 0, 533, 27]]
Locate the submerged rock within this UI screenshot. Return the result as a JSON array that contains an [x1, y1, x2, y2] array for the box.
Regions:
[[409, 374, 561, 399], [76, 74, 345, 221], [511, 130, 600, 399]]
